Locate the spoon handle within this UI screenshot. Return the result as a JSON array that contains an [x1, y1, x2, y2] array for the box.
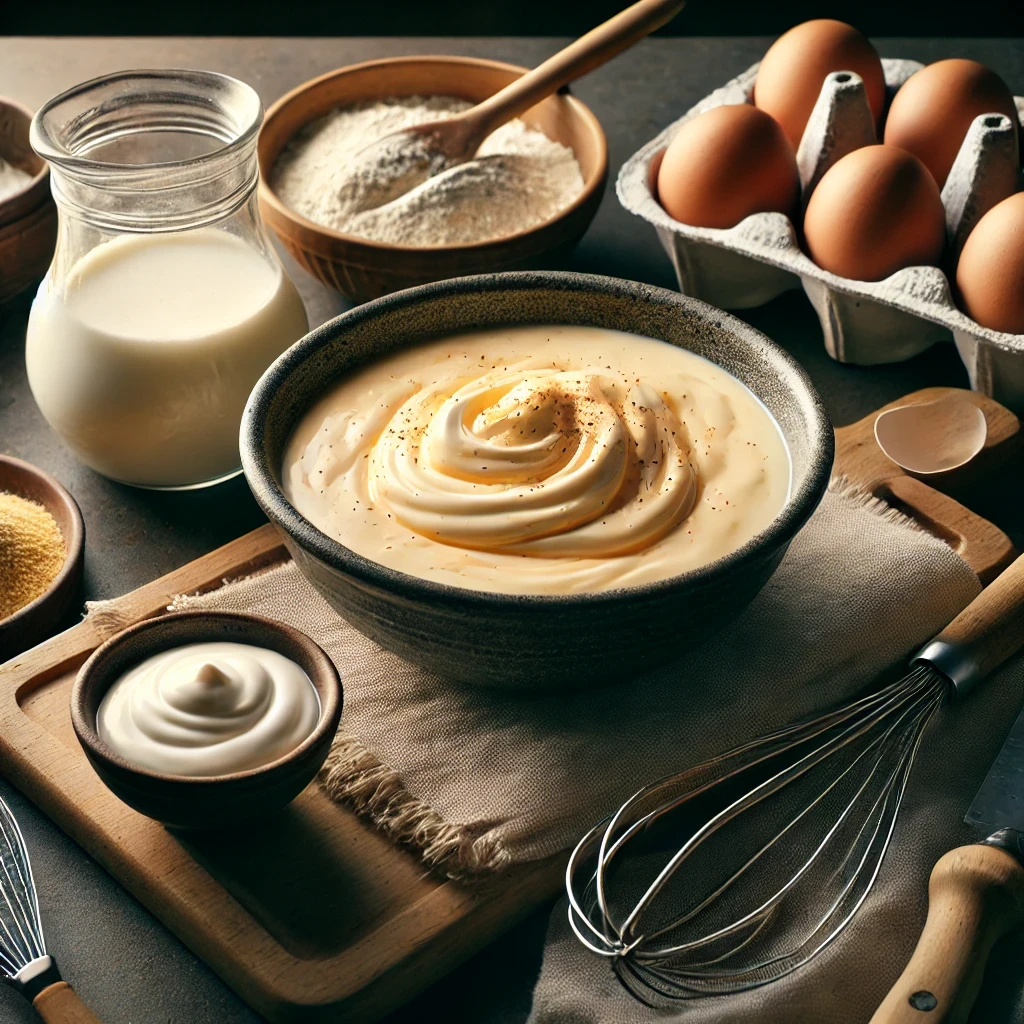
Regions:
[[465, 0, 685, 142]]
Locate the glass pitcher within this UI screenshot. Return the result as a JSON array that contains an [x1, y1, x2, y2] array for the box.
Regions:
[[26, 70, 308, 490]]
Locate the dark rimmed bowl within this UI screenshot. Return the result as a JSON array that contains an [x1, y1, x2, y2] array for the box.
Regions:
[[71, 612, 343, 829], [241, 272, 834, 689], [0, 455, 84, 662]]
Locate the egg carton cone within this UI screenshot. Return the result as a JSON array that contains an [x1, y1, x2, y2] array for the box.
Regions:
[[618, 59, 1024, 409]]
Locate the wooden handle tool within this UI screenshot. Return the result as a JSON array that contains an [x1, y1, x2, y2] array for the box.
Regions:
[[914, 550, 1024, 698], [32, 980, 104, 1024], [869, 835, 1024, 1024]]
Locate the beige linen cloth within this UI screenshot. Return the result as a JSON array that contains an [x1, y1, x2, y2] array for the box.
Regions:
[[87, 479, 1024, 1021]]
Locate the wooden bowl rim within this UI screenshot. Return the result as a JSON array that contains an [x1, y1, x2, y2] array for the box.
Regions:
[[257, 54, 609, 254], [0, 455, 84, 634], [0, 96, 51, 220], [71, 610, 343, 787]]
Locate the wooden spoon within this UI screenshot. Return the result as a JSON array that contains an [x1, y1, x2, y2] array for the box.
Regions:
[[338, 0, 685, 215]]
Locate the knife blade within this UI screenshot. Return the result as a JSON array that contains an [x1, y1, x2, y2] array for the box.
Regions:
[[965, 702, 1024, 833], [870, 708, 1024, 1024]]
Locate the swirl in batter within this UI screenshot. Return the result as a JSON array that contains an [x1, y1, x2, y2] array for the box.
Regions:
[[283, 326, 790, 594]]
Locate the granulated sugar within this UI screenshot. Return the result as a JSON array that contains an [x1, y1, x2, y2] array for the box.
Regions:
[[272, 96, 586, 247], [0, 491, 65, 619]]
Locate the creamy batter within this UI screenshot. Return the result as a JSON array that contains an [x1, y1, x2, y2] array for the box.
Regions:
[[97, 642, 320, 777], [283, 326, 790, 594]]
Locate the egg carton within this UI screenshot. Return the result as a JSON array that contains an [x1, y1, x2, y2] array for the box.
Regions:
[[618, 58, 1024, 410]]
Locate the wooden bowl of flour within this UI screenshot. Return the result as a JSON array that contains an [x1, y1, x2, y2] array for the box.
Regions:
[[258, 56, 607, 303]]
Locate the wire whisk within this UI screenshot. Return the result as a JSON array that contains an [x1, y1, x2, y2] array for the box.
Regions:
[[0, 794, 102, 1022], [567, 551, 1024, 1003], [0, 796, 46, 979]]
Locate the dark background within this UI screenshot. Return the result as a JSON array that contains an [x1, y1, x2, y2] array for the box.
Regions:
[[2, 0, 1022, 38]]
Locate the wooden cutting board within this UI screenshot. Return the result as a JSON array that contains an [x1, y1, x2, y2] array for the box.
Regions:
[[0, 386, 1017, 1023]]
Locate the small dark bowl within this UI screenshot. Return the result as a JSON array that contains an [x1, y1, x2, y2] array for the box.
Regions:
[[241, 272, 834, 690], [0, 455, 85, 663], [71, 612, 342, 829]]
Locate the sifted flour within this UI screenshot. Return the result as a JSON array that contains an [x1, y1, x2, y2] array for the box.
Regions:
[[271, 96, 586, 247]]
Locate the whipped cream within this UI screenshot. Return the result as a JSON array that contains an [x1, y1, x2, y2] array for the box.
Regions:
[[283, 326, 790, 594], [97, 641, 320, 777]]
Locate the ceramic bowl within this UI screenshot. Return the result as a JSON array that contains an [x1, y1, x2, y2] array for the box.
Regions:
[[241, 272, 834, 690], [257, 56, 607, 303], [0, 455, 84, 662], [71, 611, 343, 829], [0, 96, 56, 303]]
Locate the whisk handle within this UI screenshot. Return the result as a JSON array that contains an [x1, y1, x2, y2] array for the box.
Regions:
[[868, 841, 1024, 1024], [32, 981, 103, 1024], [917, 551, 1024, 697]]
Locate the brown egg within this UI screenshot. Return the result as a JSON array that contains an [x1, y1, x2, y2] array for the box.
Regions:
[[956, 191, 1024, 334], [754, 19, 886, 150], [884, 59, 1019, 188], [802, 145, 945, 281], [656, 104, 799, 229]]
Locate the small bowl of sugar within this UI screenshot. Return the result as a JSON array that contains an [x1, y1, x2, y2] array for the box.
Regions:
[[0, 455, 85, 661], [257, 55, 608, 303]]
